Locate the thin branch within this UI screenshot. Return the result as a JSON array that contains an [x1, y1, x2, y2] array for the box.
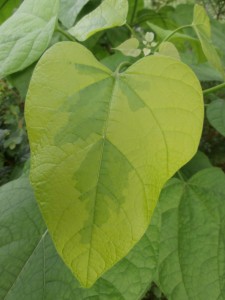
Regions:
[[203, 82, 225, 95], [55, 25, 76, 42], [149, 23, 193, 51]]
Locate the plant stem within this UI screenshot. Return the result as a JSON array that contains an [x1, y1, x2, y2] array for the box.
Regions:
[[154, 24, 192, 51], [125, 23, 136, 37], [130, 0, 138, 26], [203, 82, 225, 95], [56, 25, 76, 42], [115, 61, 131, 74]]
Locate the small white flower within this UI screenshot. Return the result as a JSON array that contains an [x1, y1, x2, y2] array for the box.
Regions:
[[143, 48, 151, 56], [145, 32, 154, 43]]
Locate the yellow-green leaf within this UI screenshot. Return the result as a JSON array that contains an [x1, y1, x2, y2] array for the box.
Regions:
[[158, 41, 180, 60], [68, 0, 128, 41], [192, 4, 224, 78], [25, 41, 203, 287], [114, 38, 141, 57]]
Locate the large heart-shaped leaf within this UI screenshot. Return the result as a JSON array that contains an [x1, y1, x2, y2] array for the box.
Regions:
[[0, 0, 59, 78], [25, 41, 203, 287], [154, 168, 225, 299], [0, 176, 159, 299], [68, 0, 128, 41], [192, 4, 224, 78]]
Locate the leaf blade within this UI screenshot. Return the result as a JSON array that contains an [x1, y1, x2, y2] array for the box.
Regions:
[[0, 0, 59, 78], [155, 168, 225, 299], [207, 99, 225, 137], [59, 0, 90, 28], [68, 0, 128, 41], [25, 41, 203, 287], [0, 176, 158, 299], [192, 4, 224, 78]]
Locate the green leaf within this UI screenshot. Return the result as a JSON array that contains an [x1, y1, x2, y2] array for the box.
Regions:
[[25, 41, 203, 287], [181, 150, 212, 179], [158, 41, 180, 60], [114, 38, 141, 57], [127, 0, 144, 24], [7, 64, 35, 99], [192, 4, 224, 78], [0, 0, 21, 24], [155, 168, 225, 299], [0, 176, 159, 299], [189, 62, 223, 82], [0, 0, 59, 78], [68, 0, 128, 41], [0, 177, 46, 299], [59, 0, 90, 28], [207, 99, 225, 137]]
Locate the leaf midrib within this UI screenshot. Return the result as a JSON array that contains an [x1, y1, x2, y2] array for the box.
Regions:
[[85, 74, 118, 286]]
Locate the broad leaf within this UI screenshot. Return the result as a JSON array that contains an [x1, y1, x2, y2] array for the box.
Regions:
[[207, 99, 225, 137], [68, 0, 128, 41], [25, 41, 203, 287], [59, 0, 90, 28], [0, 0, 21, 24], [192, 4, 224, 78], [181, 150, 212, 179], [0, 177, 46, 300], [114, 38, 141, 57], [0, 176, 159, 299], [7, 64, 35, 99], [155, 168, 225, 299], [0, 0, 59, 78], [189, 62, 223, 82]]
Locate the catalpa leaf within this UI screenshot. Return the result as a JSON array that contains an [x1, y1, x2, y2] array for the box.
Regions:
[[59, 0, 90, 29], [68, 0, 128, 41], [0, 176, 159, 299], [207, 99, 225, 137], [25, 41, 203, 287], [192, 4, 224, 78], [114, 38, 141, 57], [0, 0, 59, 78], [155, 168, 225, 299]]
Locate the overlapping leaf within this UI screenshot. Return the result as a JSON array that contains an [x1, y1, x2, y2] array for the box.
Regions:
[[0, 176, 159, 300], [192, 4, 224, 78], [155, 168, 225, 299], [114, 38, 141, 57], [207, 99, 225, 137], [68, 0, 128, 41], [0, 0, 59, 78], [59, 0, 90, 28], [25, 41, 203, 287], [158, 42, 180, 60]]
